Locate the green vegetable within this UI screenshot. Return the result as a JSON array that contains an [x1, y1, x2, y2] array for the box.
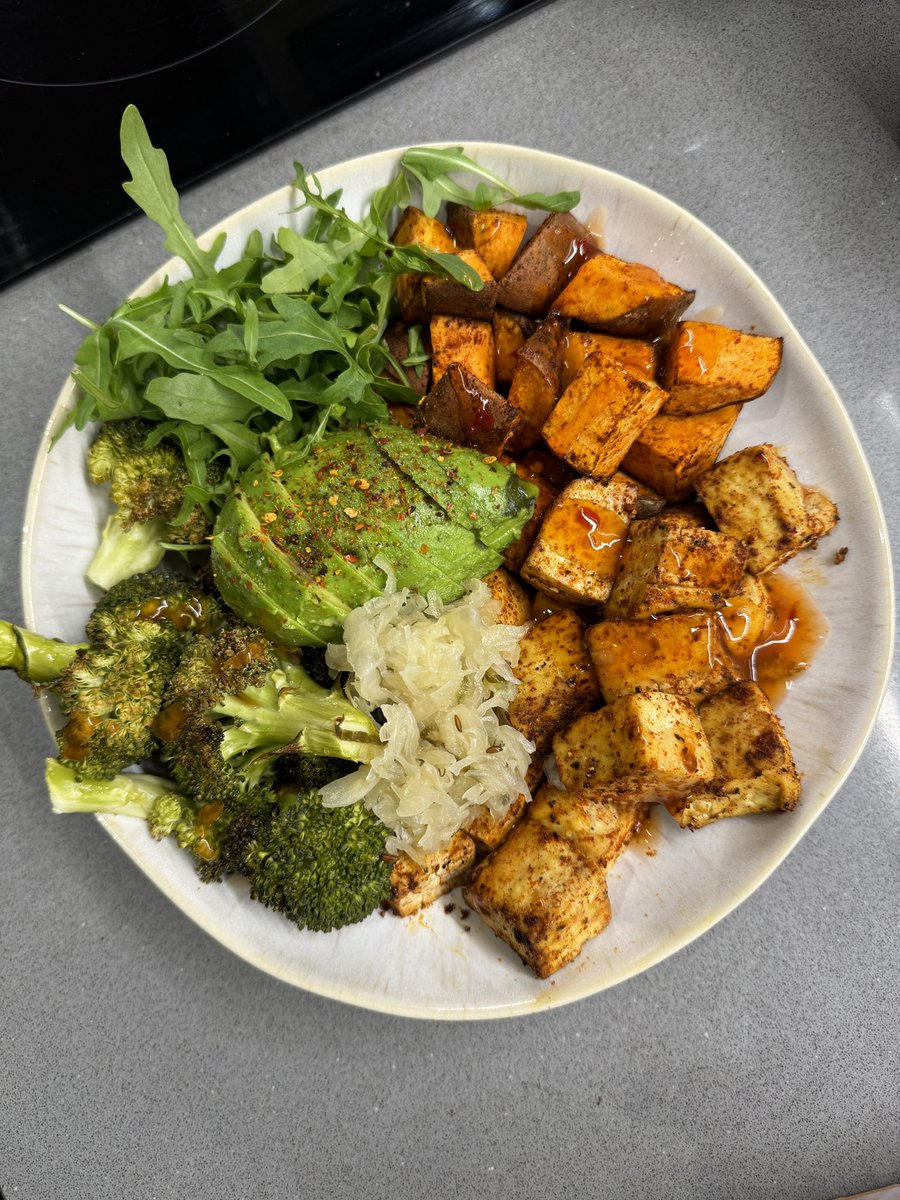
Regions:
[[210, 422, 537, 646], [2, 571, 221, 779], [245, 787, 394, 932], [85, 419, 221, 588]]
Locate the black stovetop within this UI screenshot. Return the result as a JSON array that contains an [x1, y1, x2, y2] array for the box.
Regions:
[[0, 0, 547, 287]]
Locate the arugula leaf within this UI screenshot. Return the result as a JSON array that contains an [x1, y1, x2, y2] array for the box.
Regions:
[[400, 145, 579, 216], [145, 374, 258, 424], [120, 105, 223, 280]]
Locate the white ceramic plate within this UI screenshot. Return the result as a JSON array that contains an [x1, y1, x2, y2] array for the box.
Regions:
[[22, 144, 894, 1019]]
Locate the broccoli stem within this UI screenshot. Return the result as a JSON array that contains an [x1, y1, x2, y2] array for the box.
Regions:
[[45, 758, 183, 822], [86, 514, 168, 590], [0, 621, 86, 684], [214, 664, 382, 765]]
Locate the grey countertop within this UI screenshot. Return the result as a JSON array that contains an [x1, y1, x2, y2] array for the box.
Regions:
[[1, 1, 898, 1196]]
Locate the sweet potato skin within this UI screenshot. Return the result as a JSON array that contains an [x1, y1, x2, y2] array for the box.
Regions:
[[495, 212, 595, 316], [419, 362, 521, 455], [552, 251, 695, 337]]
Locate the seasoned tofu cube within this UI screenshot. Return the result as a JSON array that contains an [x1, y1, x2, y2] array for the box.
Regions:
[[388, 831, 476, 917], [496, 212, 595, 316], [717, 573, 775, 657], [508, 609, 600, 755], [694, 444, 839, 573], [666, 680, 800, 827], [502, 466, 558, 573], [521, 476, 639, 604], [661, 322, 783, 415], [464, 809, 612, 978], [542, 352, 668, 478], [561, 330, 658, 390], [552, 251, 695, 337], [529, 785, 646, 867], [465, 794, 527, 856], [586, 611, 740, 703], [421, 248, 497, 320], [604, 518, 748, 619], [482, 566, 532, 626], [620, 405, 742, 502], [446, 204, 529, 279], [492, 308, 535, 388], [506, 315, 563, 451], [553, 692, 715, 803], [419, 363, 520, 456], [430, 315, 495, 388]]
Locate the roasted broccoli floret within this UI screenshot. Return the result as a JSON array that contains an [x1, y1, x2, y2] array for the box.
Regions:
[[3, 570, 222, 779], [86, 419, 220, 589], [244, 787, 394, 931]]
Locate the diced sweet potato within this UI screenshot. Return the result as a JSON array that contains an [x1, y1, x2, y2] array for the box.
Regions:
[[553, 692, 715, 803], [660, 322, 783, 415], [561, 330, 658, 390], [430, 315, 495, 388], [508, 609, 600, 755], [495, 212, 595, 316], [420, 248, 497, 320], [604, 518, 748, 619], [388, 831, 476, 917], [542, 352, 668, 478], [393, 207, 458, 323], [419, 362, 520, 455], [552, 251, 695, 337], [381, 321, 430, 396], [620, 405, 742, 502], [694, 444, 838, 573], [482, 566, 532, 626], [446, 204, 529, 279], [521, 475, 639, 604], [505, 315, 564, 452], [585, 611, 740, 703], [665, 680, 800, 827], [492, 308, 535, 388]]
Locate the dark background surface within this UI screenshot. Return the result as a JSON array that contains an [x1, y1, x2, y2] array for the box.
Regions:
[[0, 0, 546, 284]]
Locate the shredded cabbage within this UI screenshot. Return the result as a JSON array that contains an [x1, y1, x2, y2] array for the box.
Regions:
[[321, 573, 534, 864]]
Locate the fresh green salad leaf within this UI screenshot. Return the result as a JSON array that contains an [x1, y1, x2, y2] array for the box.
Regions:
[[399, 145, 580, 217]]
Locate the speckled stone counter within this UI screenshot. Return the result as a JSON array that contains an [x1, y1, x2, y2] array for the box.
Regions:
[[1, 2, 898, 1197]]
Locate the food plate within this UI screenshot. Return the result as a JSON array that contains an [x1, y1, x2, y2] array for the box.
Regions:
[[21, 144, 894, 1019]]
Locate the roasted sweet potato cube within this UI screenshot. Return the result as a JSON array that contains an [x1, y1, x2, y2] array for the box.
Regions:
[[421, 248, 497, 319], [521, 476, 639, 604], [388, 831, 476, 917], [506, 315, 564, 452], [502, 466, 558, 573], [465, 794, 527, 856], [392, 206, 456, 252], [508, 609, 600, 755], [496, 212, 595, 316], [660, 322, 783, 415], [717, 573, 775, 657], [561, 330, 658, 390], [604, 518, 748, 619], [482, 566, 532, 626], [419, 363, 520, 455], [446, 204, 529, 279], [553, 251, 695, 337], [553, 692, 715, 803], [694, 444, 838, 573], [620, 405, 742, 502], [586, 611, 740, 703], [381, 321, 430, 396], [430, 315, 495, 388], [492, 308, 535, 388], [464, 813, 612, 978], [665, 681, 800, 827], [542, 352, 668, 478]]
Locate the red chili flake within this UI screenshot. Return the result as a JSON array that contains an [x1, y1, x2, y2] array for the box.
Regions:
[[343, 553, 359, 564]]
